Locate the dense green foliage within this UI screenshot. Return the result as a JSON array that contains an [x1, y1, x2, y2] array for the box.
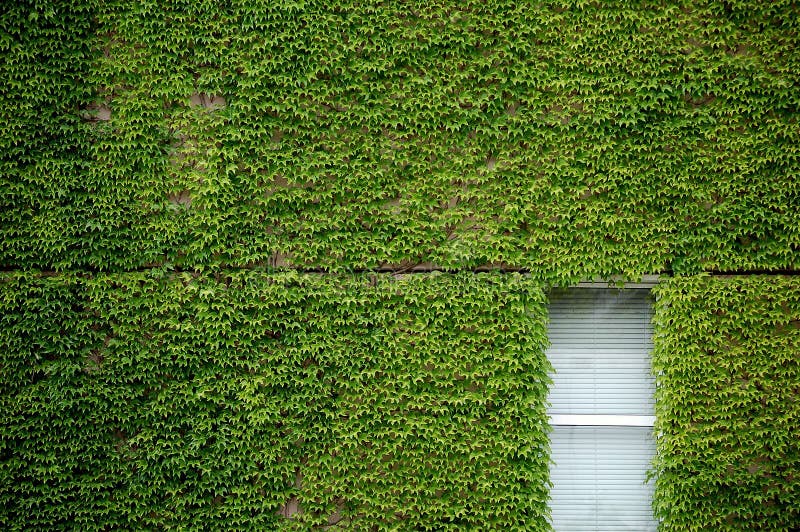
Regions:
[[2, 1, 800, 279], [0, 272, 551, 530], [0, 1, 96, 268], [3, 1, 800, 529], [651, 276, 800, 530]]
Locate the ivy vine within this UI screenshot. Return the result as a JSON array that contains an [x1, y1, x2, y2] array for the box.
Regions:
[[2, 1, 799, 281], [0, 271, 551, 530], [652, 275, 800, 530]]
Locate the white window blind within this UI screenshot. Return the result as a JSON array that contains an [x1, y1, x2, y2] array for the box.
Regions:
[[547, 288, 656, 531], [549, 426, 656, 531]]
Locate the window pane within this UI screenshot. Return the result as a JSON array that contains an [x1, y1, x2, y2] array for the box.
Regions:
[[547, 289, 654, 415], [549, 426, 656, 531], [546, 288, 657, 530]]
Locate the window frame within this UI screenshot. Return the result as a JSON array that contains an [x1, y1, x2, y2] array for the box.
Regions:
[[545, 279, 659, 530]]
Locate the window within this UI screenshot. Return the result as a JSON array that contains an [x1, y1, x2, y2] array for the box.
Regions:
[[546, 287, 656, 531]]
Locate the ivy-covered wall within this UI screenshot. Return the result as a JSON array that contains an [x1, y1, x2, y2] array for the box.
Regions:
[[2, 1, 800, 530], [0, 1, 96, 269], [652, 276, 800, 530], [2, 1, 799, 280], [0, 272, 551, 530]]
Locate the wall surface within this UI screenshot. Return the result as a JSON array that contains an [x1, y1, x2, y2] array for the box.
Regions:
[[2, 1, 799, 281], [1, 1, 799, 530], [0, 272, 551, 530], [652, 276, 800, 530]]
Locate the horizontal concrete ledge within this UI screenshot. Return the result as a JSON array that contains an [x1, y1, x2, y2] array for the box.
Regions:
[[1, 266, 798, 277], [573, 275, 660, 288]]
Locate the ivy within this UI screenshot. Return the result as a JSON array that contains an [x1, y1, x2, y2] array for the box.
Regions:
[[2, 0, 800, 528], [0, 1, 97, 269], [0, 272, 551, 530], [651, 275, 800, 530], [2, 1, 799, 281]]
